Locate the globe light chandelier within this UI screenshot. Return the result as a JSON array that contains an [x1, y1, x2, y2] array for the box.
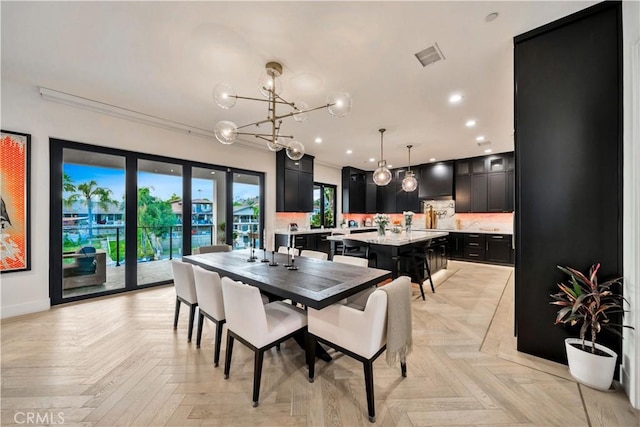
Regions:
[[372, 128, 392, 186], [212, 61, 352, 160], [402, 144, 418, 192]]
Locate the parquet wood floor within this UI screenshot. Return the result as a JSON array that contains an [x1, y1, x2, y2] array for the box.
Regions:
[[2, 261, 638, 426]]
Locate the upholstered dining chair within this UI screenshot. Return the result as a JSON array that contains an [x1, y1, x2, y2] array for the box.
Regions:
[[192, 266, 226, 366], [193, 266, 270, 366], [277, 246, 300, 256], [307, 276, 412, 422], [341, 238, 377, 267], [193, 244, 232, 254], [170, 259, 198, 342], [300, 249, 329, 261], [332, 254, 368, 267], [221, 277, 308, 407]]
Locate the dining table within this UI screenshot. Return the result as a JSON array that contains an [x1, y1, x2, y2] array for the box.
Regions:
[[183, 249, 392, 310]]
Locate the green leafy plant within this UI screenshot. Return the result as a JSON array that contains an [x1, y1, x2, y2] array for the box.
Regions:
[[550, 263, 632, 354]]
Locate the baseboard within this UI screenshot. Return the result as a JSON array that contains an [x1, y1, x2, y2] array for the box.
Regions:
[[1, 299, 51, 319]]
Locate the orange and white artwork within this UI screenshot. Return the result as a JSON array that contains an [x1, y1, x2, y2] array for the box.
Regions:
[[1, 130, 30, 272]]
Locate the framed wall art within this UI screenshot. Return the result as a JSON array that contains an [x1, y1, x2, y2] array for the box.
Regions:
[[1, 130, 31, 273]]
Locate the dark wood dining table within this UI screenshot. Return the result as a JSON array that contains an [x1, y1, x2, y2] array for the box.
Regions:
[[183, 249, 392, 310]]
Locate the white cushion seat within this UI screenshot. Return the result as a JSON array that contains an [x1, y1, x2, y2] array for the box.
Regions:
[[307, 276, 412, 422], [171, 259, 199, 342], [193, 266, 226, 366], [277, 246, 299, 256], [221, 277, 307, 407], [333, 255, 375, 308], [300, 249, 329, 261]]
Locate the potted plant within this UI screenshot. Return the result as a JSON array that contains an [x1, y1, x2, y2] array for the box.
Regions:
[[373, 213, 390, 238], [550, 263, 632, 390]]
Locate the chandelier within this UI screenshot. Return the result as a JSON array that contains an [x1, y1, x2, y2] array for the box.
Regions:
[[402, 144, 417, 192], [212, 61, 352, 160], [372, 128, 392, 186]]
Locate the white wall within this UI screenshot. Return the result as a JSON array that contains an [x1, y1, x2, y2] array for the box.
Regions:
[[0, 79, 342, 318], [622, 0, 640, 410]]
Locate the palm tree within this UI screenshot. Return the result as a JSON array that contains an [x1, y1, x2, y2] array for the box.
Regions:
[[65, 180, 118, 238]]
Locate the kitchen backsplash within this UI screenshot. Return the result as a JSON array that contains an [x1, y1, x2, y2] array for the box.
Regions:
[[342, 200, 513, 234], [274, 212, 311, 231]]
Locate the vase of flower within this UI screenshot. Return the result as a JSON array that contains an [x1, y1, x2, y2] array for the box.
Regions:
[[404, 211, 414, 235], [373, 213, 390, 240]]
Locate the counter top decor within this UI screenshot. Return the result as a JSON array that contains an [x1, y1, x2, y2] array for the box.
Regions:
[[373, 213, 390, 237]]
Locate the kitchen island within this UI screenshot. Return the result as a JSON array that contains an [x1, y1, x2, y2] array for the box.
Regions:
[[328, 230, 449, 299]]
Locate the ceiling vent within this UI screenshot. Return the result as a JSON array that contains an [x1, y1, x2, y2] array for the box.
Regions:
[[415, 43, 445, 67], [477, 140, 491, 147]]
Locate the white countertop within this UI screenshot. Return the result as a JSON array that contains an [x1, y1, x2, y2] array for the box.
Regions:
[[414, 228, 512, 235], [327, 230, 449, 246], [275, 227, 377, 235]]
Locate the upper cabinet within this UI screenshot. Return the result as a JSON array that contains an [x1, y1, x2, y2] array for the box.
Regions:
[[341, 167, 366, 213], [395, 169, 421, 213], [455, 152, 514, 213], [417, 161, 454, 199], [276, 151, 314, 212]]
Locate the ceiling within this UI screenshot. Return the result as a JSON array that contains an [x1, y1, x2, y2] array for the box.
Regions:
[[1, 1, 597, 169]]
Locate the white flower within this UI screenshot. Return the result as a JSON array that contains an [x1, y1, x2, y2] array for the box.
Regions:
[[403, 211, 415, 216]]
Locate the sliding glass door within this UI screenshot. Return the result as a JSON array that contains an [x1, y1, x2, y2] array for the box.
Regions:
[[137, 159, 183, 286], [192, 167, 227, 250], [61, 149, 126, 298], [50, 139, 265, 305]]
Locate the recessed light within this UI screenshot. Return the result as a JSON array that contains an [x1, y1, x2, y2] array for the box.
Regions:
[[388, 164, 393, 168], [466, 120, 477, 127], [170, 169, 174, 172], [369, 158, 376, 162], [476, 136, 485, 142], [314, 137, 322, 144], [485, 12, 499, 23], [210, 171, 216, 174], [346, 149, 353, 154], [429, 158, 436, 162], [484, 149, 492, 153], [449, 93, 463, 104]]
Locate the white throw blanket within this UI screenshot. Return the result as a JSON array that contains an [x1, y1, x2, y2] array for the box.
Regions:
[[380, 276, 413, 366]]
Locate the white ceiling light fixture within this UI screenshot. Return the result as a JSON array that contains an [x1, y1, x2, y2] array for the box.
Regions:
[[402, 145, 418, 192], [372, 128, 392, 186], [476, 135, 486, 141], [449, 93, 463, 104], [346, 149, 353, 154], [314, 137, 322, 144], [465, 119, 477, 127], [213, 61, 352, 160], [485, 12, 499, 22], [429, 158, 436, 162], [484, 149, 493, 153]]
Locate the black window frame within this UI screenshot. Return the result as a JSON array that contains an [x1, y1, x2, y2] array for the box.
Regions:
[[310, 182, 337, 229]]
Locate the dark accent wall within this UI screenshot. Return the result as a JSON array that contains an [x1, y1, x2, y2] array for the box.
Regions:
[[514, 2, 622, 365]]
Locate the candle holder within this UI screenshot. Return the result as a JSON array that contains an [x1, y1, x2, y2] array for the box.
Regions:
[[269, 250, 278, 266], [283, 248, 293, 268], [287, 258, 298, 271], [251, 238, 258, 260], [261, 248, 269, 262], [247, 240, 256, 262]]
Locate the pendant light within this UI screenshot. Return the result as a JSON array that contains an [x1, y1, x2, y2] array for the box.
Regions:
[[373, 128, 392, 186], [402, 144, 418, 192]]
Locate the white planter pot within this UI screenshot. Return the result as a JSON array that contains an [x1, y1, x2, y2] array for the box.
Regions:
[[565, 338, 618, 391]]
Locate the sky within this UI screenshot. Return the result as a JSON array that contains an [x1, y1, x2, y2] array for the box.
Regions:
[[64, 164, 258, 202]]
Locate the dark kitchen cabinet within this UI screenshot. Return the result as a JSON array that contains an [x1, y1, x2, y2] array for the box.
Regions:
[[470, 174, 488, 212], [418, 161, 454, 199], [454, 175, 471, 212], [455, 152, 514, 213], [342, 167, 366, 213], [377, 177, 397, 213], [365, 172, 378, 214], [487, 172, 507, 212], [486, 234, 512, 264], [463, 233, 486, 260], [276, 151, 314, 212], [448, 233, 464, 259], [275, 232, 331, 256]]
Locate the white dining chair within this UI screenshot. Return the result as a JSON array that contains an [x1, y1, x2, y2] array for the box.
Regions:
[[192, 266, 226, 366], [221, 277, 308, 407], [193, 266, 271, 366], [332, 255, 368, 267], [193, 244, 232, 254], [300, 249, 328, 261], [307, 276, 412, 423], [171, 259, 198, 342], [278, 246, 299, 256]]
